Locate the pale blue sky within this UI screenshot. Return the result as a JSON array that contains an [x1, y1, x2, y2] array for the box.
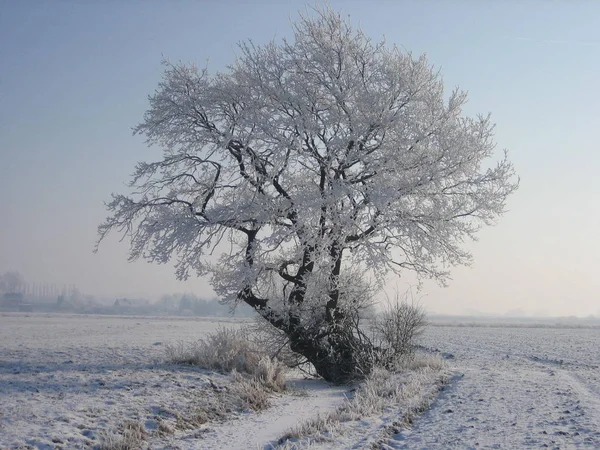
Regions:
[[1, 1, 599, 316]]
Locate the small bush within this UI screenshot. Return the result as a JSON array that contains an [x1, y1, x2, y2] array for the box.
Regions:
[[372, 294, 427, 370]]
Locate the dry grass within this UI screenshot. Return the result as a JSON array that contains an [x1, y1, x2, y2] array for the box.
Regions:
[[165, 327, 263, 374], [252, 356, 288, 392], [95, 329, 291, 448], [263, 441, 317, 450], [164, 327, 288, 417], [156, 419, 174, 436], [168, 386, 243, 430], [165, 327, 287, 391], [231, 372, 272, 411], [228, 357, 288, 411], [395, 352, 446, 372], [97, 420, 146, 450]]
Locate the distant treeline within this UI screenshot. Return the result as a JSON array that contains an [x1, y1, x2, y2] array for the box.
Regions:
[[1, 270, 256, 318], [69, 293, 255, 317], [152, 293, 255, 317], [2, 289, 254, 319]]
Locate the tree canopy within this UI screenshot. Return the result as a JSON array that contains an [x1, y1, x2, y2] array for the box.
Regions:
[[98, 7, 517, 381]]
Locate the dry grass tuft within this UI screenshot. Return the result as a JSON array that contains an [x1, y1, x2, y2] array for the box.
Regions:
[[395, 352, 446, 372], [165, 327, 263, 374], [231, 372, 272, 411], [253, 356, 287, 392], [280, 411, 341, 444], [165, 327, 288, 392], [97, 420, 146, 450], [165, 327, 288, 418], [156, 419, 174, 436], [263, 440, 317, 450]]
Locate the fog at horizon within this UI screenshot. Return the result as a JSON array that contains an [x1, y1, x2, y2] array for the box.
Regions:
[[1, 1, 599, 318]]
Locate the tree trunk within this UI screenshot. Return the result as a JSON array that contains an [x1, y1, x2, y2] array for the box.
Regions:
[[288, 326, 373, 383]]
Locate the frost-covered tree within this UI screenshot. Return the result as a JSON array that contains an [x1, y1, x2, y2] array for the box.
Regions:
[[0, 271, 26, 294], [97, 7, 517, 381]]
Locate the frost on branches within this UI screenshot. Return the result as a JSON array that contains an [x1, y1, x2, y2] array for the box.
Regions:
[[97, 8, 517, 381]]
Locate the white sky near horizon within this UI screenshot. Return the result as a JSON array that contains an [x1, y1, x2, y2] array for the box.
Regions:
[[0, 1, 599, 317]]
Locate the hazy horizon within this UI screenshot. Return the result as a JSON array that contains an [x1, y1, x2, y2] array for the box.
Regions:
[[1, 1, 599, 317]]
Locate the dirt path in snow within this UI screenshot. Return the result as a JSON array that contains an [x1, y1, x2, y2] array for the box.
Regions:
[[176, 379, 349, 450]]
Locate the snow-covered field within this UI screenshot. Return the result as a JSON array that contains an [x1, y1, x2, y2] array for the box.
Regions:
[[390, 324, 600, 449], [1, 313, 599, 449], [0, 313, 351, 449]]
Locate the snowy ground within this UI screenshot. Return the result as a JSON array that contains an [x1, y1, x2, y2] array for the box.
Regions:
[[388, 324, 600, 449], [1, 313, 599, 449], [0, 313, 351, 449]]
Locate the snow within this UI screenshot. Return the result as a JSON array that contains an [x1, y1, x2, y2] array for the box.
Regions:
[[387, 325, 600, 449], [0, 313, 235, 448], [1, 313, 599, 449], [0, 313, 348, 449], [197, 379, 349, 450]]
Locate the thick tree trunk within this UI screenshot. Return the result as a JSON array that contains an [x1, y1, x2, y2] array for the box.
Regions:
[[288, 326, 373, 383], [243, 239, 372, 382], [250, 299, 373, 382]]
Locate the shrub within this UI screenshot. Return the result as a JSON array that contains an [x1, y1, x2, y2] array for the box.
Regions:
[[372, 294, 427, 370]]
